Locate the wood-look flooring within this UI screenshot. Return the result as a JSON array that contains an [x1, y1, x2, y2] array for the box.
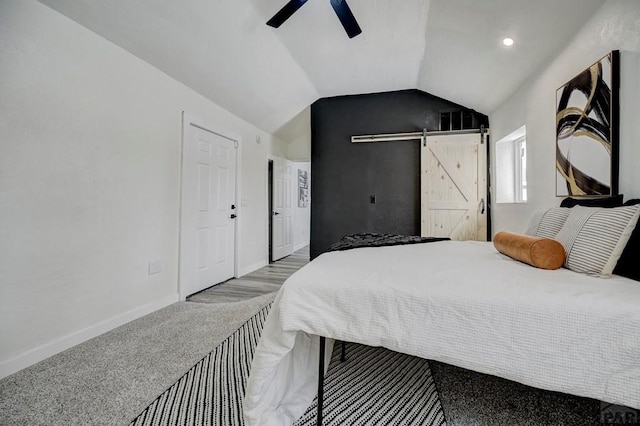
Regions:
[[187, 246, 310, 304]]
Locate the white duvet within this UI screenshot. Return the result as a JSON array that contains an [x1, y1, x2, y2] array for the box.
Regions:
[[244, 241, 640, 425]]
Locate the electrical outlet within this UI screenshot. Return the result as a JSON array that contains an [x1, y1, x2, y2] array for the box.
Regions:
[[148, 260, 163, 275]]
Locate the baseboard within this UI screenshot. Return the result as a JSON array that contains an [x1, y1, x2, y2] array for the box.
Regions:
[[294, 242, 310, 252], [238, 260, 268, 278], [0, 293, 179, 380]]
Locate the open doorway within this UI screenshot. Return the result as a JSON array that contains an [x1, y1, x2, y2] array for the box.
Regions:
[[269, 158, 311, 263], [270, 158, 296, 262], [268, 160, 273, 264]]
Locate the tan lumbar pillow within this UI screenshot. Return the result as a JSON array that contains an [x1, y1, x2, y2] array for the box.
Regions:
[[493, 231, 566, 270]]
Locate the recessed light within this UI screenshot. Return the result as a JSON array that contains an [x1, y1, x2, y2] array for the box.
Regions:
[[503, 37, 514, 47]]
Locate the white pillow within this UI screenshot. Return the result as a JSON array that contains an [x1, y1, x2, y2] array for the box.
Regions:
[[554, 205, 640, 276], [524, 207, 571, 239]]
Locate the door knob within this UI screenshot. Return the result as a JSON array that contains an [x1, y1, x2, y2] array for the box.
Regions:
[[273, 211, 280, 215]]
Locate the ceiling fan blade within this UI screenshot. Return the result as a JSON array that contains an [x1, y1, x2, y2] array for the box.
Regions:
[[329, 0, 362, 38], [266, 0, 309, 28]]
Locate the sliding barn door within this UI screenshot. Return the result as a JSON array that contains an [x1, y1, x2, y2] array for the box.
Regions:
[[421, 132, 487, 241]]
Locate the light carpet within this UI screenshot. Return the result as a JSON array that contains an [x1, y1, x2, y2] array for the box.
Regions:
[[130, 304, 446, 426], [0, 293, 277, 426]]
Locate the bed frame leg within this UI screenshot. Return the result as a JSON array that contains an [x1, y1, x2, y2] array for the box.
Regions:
[[318, 336, 325, 426]]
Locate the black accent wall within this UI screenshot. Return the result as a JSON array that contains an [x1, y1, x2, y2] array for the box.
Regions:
[[310, 89, 488, 259]]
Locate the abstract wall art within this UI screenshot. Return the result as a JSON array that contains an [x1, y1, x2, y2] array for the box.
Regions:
[[556, 50, 619, 197]]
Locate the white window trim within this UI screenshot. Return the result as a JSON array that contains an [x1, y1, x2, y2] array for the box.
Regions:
[[495, 125, 527, 204], [514, 135, 527, 203]]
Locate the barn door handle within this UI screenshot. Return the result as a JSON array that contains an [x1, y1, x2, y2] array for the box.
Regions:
[[479, 198, 485, 214]]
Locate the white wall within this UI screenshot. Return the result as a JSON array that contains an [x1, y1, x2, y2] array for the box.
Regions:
[[490, 0, 640, 234], [280, 107, 311, 162], [287, 135, 311, 162], [0, 0, 286, 377], [292, 162, 311, 251]]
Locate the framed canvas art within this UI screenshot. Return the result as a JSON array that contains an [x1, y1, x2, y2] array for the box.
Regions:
[[298, 169, 308, 207], [556, 50, 619, 196]]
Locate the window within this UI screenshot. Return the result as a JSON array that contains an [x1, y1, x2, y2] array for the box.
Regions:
[[439, 109, 478, 131], [496, 126, 527, 204]]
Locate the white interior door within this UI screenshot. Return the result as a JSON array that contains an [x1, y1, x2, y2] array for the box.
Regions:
[[421, 132, 487, 241], [271, 157, 294, 261], [180, 118, 237, 298]]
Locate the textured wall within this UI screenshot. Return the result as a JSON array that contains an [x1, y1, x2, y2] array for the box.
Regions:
[[310, 89, 488, 259]]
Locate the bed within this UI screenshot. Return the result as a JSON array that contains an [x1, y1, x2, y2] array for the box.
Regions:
[[244, 206, 640, 425]]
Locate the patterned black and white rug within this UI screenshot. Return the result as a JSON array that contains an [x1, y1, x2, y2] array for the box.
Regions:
[[129, 304, 446, 426]]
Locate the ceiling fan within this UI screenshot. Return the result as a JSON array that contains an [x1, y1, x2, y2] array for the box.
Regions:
[[266, 0, 362, 39]]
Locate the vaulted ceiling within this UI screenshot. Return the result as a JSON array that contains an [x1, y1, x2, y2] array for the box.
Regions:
[[39, 0, 605, 142]]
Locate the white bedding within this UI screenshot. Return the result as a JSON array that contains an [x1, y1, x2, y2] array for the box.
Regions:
[[244, 241, 640, 425]]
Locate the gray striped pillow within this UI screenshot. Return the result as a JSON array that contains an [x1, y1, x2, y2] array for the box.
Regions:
[[524, 207, 571, 238], [554, 205, 640, 276]]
